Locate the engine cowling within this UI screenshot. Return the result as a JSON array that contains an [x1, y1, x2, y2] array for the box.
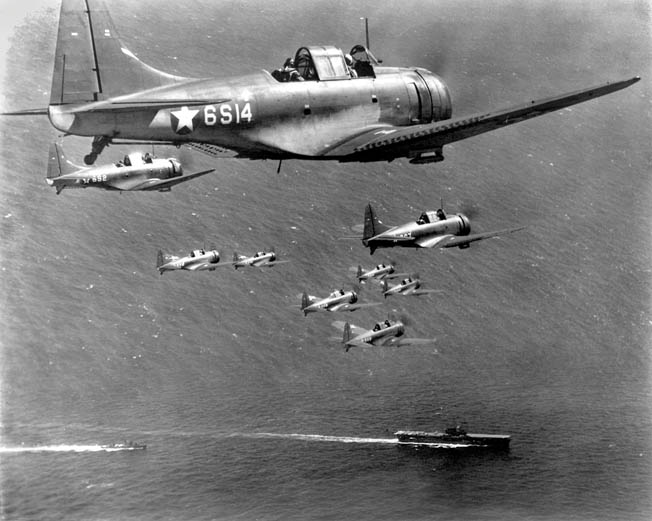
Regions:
[[456, 214, 471, 236], [169, 158, 183, 177]]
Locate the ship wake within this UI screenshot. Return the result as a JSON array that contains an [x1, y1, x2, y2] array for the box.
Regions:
[[0, 444, 140, 453]]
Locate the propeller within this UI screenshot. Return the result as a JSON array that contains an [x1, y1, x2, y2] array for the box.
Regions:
[[388, 311, 412, 326], [350, 224, 364, 234], [457, 201, 480, 219]]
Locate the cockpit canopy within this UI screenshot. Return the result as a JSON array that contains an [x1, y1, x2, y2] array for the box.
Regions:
[[416, 209, 447, 224], [295, 46, 350, 81], [116, 152, 154, 167]]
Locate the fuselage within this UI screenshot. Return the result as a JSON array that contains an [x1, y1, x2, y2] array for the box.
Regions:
[[303, 290, 357, 314], [48, 66, 452, 160], [234, 252, 275, 268], [358, 264, 395, 281], [348, 321, 405, 347], [159, 249, 220, 272], [384, 278, 420, 297]]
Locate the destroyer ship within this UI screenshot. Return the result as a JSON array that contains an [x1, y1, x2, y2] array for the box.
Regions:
[[395, 426, 510, 449]]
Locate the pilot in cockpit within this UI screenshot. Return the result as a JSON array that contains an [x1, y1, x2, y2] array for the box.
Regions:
[[273, 57, 303, 82], [436, 209, 446, 220], [417, 212, 428, 225]]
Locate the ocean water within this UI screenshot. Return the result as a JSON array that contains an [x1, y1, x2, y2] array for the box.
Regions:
[[0, 1, 650, 520]]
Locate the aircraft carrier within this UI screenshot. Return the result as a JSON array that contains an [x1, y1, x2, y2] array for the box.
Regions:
[[395, 426, 510, 449]]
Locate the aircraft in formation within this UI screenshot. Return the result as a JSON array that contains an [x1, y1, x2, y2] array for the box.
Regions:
[[231, 250, 288, 269], [361, 203, 524, 255], [333, 320, 436, 352], [300, 289, 381, 316], [2, 0, 638, 171], [157, 248, 221, 274], [381, 276, 440, 298], [46, 143, 214, 194], [356, 263, 407, 283], [2, 1, 640, 355]]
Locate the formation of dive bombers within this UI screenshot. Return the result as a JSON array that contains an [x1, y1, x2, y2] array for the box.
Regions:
[[7, 0, 639, 448]]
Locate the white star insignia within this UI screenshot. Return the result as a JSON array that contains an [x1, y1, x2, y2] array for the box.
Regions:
[[170, 106, 199, 133]]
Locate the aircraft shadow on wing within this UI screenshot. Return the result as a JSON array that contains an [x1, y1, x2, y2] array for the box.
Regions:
[[47, 142, 214, 194], [360, 203, 525, 255], [1, 0, 639, 168]]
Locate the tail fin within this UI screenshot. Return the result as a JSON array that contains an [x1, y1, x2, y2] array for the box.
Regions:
[[363, 203, 389, 241], [50, 0, 191, 105], [47, 142, 82, 194], [301, 291, 309, 315], [233, 252, 240, 269], [356, 265, 363, 279], [156, 250, 165, 274], [382, 280, 388, 297], [47, 142, 80, 178], [342, 322, 352, 351]]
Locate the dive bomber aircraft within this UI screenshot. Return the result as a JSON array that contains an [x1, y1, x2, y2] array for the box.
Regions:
[[157, 248, 220, 274], [381, 277, 440, 298], [231, 250, 289, 269], [356, 263, 407, 283], [362, 203, 524, 255], [3, 0, 639, 167], [334, 320, 436, 352], [301, 289, 381, 316], [46, 143, 214, 194]]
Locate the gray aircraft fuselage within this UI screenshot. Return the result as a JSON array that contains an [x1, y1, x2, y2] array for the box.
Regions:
[[48, 67, 451, 160]]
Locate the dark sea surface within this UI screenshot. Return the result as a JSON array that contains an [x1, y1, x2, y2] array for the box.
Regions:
[[1, 1, 650, 519]]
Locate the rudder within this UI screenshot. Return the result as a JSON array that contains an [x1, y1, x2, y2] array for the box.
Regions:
[[47, 142, 80, 178], [363, 203, 389, 241], [50, 0, 191, 105]]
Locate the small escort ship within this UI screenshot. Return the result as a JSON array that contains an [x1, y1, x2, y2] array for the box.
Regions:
[[395, 426, 510, 449]]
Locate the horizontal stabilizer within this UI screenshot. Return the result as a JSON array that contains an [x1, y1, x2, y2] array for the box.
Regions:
[[0, 108, 48, 116]]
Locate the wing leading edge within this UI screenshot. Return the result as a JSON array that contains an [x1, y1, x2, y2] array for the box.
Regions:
[[324, 77, 640, 160]]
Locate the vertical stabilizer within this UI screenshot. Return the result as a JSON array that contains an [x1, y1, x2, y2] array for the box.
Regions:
[[47, 142, 81, 178], [363, 203, 389, 240], [342, 322, 352, 351], [50, 0, 192, 105], [301, 291, 309, 315], [156, 250, 165, 274]]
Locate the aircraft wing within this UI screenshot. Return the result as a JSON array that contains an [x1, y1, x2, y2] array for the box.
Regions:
[[323, 77, 640, 159], [333, 302, 383, 312], [409, 289, 441, 296], [391, 337, 437, 347], [132, 169, 216, 191], [436, 226, 525, 249]]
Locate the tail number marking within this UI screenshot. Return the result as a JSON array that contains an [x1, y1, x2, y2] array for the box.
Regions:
[[204, 103, 253, 126]]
